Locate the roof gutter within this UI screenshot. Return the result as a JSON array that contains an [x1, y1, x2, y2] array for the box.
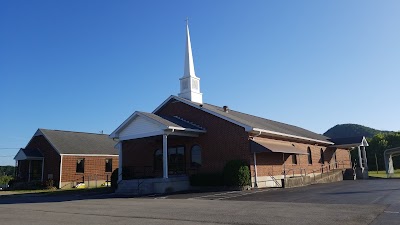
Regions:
[[251, 128, 334, 145]]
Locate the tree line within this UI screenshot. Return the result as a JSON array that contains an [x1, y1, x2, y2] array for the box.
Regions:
[[364, 132, 400, 171]]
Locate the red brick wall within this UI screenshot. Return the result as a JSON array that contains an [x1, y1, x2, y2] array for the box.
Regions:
[[122, 100, 352, 179], [253, 138, 352, 177], [122, 101, 251, 175], [25, 135, 61, 184], [61, 155, 119, 183]]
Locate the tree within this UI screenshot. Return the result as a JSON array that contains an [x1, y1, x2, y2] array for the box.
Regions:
[[0, 175, 13, 185], [366, 132, 400, 171]]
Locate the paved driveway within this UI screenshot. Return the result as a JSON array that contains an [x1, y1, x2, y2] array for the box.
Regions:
[[0, 179, 398, 225]]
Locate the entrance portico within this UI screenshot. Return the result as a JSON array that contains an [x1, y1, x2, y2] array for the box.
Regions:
[[110, 111, 205, 193], [330, 136, 369, 179], [14, 148, 44, 182]]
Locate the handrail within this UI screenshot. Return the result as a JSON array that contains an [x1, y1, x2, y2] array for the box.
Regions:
[[282, 160, 350, 180]]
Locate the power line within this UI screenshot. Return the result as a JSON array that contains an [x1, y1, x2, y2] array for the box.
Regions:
[[0, 148, 19, 149]]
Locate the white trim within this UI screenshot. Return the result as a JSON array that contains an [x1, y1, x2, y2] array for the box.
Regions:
[[118, 131, 165, 141], [60, 154, 118, 157], [110, 111, 205, 139], [252, 128, 334, 145], [362, 136, 369, 147], [59, 155, 63, 189], [110, 112, 168, 138], [253, 152, 258, 188]]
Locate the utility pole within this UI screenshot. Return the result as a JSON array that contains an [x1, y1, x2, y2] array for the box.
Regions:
[[375, 153, 379, 174]]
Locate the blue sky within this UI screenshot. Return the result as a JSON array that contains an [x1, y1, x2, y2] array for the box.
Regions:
[[1, 1, 399, 166]]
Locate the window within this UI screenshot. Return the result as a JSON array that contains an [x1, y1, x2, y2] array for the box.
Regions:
[[292, 154, 297, 165], [320, 148, 325, 164], [191, 145, 202, 167], [105, 158, 113, 172], [154, 147, 185, 174], [76, 159, 85, 173], [307, 147, 312, 165], [168, 146, 185, 174], [154, 149, 163, 171]]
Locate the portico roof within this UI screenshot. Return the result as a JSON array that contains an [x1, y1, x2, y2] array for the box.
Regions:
[[329, 136, 369, 148], [110, 111, 205, 141], [14, 148, 43, 161]]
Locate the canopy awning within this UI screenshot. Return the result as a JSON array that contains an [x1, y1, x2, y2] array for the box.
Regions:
[[250, 138, 308, 155], [14, 148, 43, 161]]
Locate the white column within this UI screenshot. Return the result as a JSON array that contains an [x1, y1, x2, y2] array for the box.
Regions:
[[358, 146, 363, 169], [28, 160, 31, 182], [41, 158, 45, 182], [118, 142, 123, 182], [163, 134, 168, 179], [362, 146, 368, 169], [253, 152, 258, 188], [388, 155, 394, 175]]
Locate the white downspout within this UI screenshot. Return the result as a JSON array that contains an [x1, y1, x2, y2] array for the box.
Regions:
[[117, 142, 123, 182], [59, 155, 63, 189], [252, 131, 262, 188]]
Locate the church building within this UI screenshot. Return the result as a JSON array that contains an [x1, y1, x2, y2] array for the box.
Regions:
[[110, 22, 367, 194]]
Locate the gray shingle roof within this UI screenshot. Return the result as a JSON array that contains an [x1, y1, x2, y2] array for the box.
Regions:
[[161, 96, 330, 143], [38, 129, 118, 155], [22, 148, 43, 158], [329, 136, 364, 146]]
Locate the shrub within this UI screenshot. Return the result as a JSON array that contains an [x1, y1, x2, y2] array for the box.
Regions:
[[223, 160, 251, 187], [190, 173, 223, 186], [111, 168, 119, 190], [44, 179, 55, 189]]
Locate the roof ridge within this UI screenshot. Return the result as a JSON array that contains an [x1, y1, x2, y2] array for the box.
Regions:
[[39, 128, 109, 136], [203, 103, 326, 137]]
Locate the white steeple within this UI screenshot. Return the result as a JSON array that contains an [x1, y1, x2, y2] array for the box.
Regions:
[[178, 19, 203, 104]]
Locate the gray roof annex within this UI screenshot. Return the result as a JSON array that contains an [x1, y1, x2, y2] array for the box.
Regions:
[[35, 129, 118, 155]]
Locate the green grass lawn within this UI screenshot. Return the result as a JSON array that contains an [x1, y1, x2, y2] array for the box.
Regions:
[[0, 186, 113, 197], [368, 170, 400, 178]]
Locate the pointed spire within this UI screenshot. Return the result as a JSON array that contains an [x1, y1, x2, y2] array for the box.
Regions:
[[183, 18, 196, 78], [178, 19, 203, 104]]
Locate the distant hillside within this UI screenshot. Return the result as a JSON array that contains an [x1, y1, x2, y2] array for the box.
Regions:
[[324, 124, 392, 139]]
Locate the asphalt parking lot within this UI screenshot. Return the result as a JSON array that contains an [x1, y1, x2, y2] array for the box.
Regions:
[[0, 179, 399, 225]]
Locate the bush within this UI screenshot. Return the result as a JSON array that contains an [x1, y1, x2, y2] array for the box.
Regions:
[[111, 168, 119, 190], [223, 160, 251, 187], [0, 175, 13, 186], [190, 173, 223, 186], [44, 179, 55, 189]]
